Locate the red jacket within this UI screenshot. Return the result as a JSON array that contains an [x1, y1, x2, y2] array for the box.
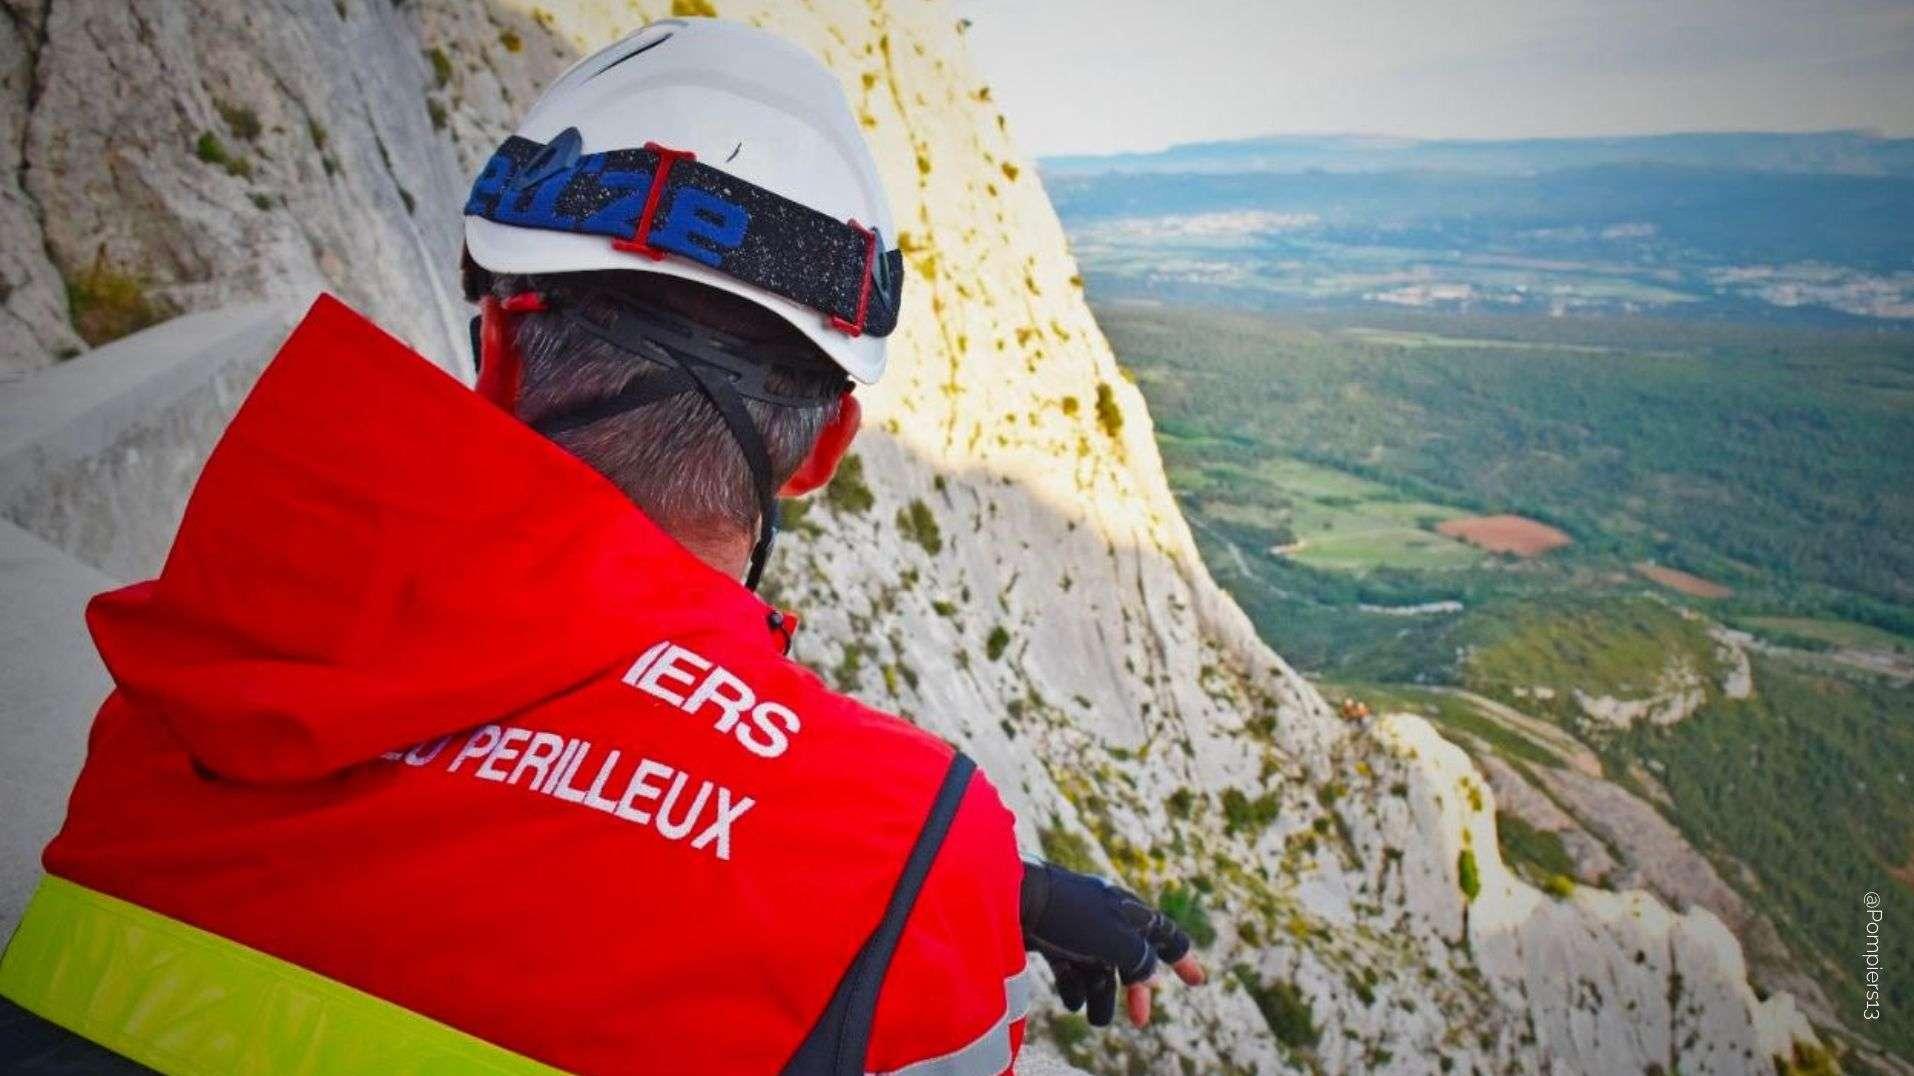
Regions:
[[42, 294, 1029, 1073]]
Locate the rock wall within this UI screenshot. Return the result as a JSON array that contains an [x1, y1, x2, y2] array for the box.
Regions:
[[0, 0, 1824, 1072], [0, 0, 559, 378]]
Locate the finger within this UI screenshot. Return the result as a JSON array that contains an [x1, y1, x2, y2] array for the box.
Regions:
[[1118, 943, 1157, 986], [1085, 968, 1117, 1027], [1173, 954, 1206, 986], [1126, 982, 1151, 1028], [1054, 962, 1088, 1012], [1145, 913, 1193, 965]]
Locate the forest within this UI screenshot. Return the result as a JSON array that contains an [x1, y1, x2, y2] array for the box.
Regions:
[[1105, 304, 1914, 633], [1100, 301, 1914, 1058]]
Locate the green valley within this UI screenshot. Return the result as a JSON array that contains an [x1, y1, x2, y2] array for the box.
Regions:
[[1102, 301, 1914, 1063]]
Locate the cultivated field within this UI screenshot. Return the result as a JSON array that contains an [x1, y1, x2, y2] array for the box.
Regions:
[[1437, 515, 1573, 558], [1634, 562, 1732, 599]]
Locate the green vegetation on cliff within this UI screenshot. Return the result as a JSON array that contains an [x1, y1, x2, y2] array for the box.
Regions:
[[1461, 596, 1723, 725], [1611, 652, 1914, 1044]]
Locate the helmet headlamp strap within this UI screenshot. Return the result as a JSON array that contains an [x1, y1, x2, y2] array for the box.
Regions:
[[465, 134, 906, 339]]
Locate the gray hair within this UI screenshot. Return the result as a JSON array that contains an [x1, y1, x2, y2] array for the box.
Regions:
[[494, 271, 845, 536]]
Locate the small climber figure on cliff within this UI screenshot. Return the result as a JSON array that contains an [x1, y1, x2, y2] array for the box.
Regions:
[[1, 18, 1203, 1074]]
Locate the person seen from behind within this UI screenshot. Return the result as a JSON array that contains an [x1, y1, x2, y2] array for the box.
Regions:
[[0, 17, 1203, 1074]]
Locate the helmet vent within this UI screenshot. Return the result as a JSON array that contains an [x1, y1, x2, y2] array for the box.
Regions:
[[585, 27, 676, 82]]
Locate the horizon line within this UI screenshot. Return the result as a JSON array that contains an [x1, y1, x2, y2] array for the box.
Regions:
[[1037, 126, 1909, 161]]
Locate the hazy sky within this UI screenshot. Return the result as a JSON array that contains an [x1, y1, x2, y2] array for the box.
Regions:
[[951, 0, 1914, 157]]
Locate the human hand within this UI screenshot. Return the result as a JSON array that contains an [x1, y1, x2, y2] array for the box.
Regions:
[[1020, 860, 1208, 1028]]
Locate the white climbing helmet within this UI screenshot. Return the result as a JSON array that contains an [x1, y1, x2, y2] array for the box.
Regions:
[[463, 17, 900, 384]]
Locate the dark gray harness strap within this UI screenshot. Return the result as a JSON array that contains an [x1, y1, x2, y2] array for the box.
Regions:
[[782, 752, 978, 1076], [0, 996, 153, 1074]]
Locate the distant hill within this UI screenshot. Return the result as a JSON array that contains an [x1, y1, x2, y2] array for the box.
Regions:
[[1042, 130, 1914, 322], [1042, 130, 1914, 178]]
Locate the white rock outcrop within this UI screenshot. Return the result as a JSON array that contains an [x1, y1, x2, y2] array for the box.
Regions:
[[0, 0, 1826, 1072], [1573, 660, 1708, 729]]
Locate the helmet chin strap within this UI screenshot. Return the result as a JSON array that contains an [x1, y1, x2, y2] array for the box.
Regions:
[[677, 359, 778, 591], [746, 521, 777, 591], [508, 290, 842, 593]]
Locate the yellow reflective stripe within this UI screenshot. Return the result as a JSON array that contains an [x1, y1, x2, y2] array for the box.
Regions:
[[0, 875, 563, 1075]]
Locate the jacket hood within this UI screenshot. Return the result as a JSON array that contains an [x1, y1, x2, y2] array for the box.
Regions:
[[88, 293, 775, 783]]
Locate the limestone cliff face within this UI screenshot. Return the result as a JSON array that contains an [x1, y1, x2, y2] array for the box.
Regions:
[[0, 0, 560, 377], [0, 0, 1820, 1072]]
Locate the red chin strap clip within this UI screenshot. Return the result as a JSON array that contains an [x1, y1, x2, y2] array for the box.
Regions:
[[613, 142, 697, 261], [474, 292, 547, 413]]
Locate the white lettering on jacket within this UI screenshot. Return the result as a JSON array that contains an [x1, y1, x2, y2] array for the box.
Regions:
[[621, 641, 802, 759], [412, 724, 757, 862]]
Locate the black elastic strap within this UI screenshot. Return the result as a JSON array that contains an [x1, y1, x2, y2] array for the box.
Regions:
[[558, 292, 839, 408], [522, 293, 848, 591], [782, 752, 978, 1076], [685, 361, 779, 591], [531, 367, 697, 438]]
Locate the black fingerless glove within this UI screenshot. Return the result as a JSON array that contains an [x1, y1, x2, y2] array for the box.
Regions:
[[1020, 860, 1193, 1026]]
